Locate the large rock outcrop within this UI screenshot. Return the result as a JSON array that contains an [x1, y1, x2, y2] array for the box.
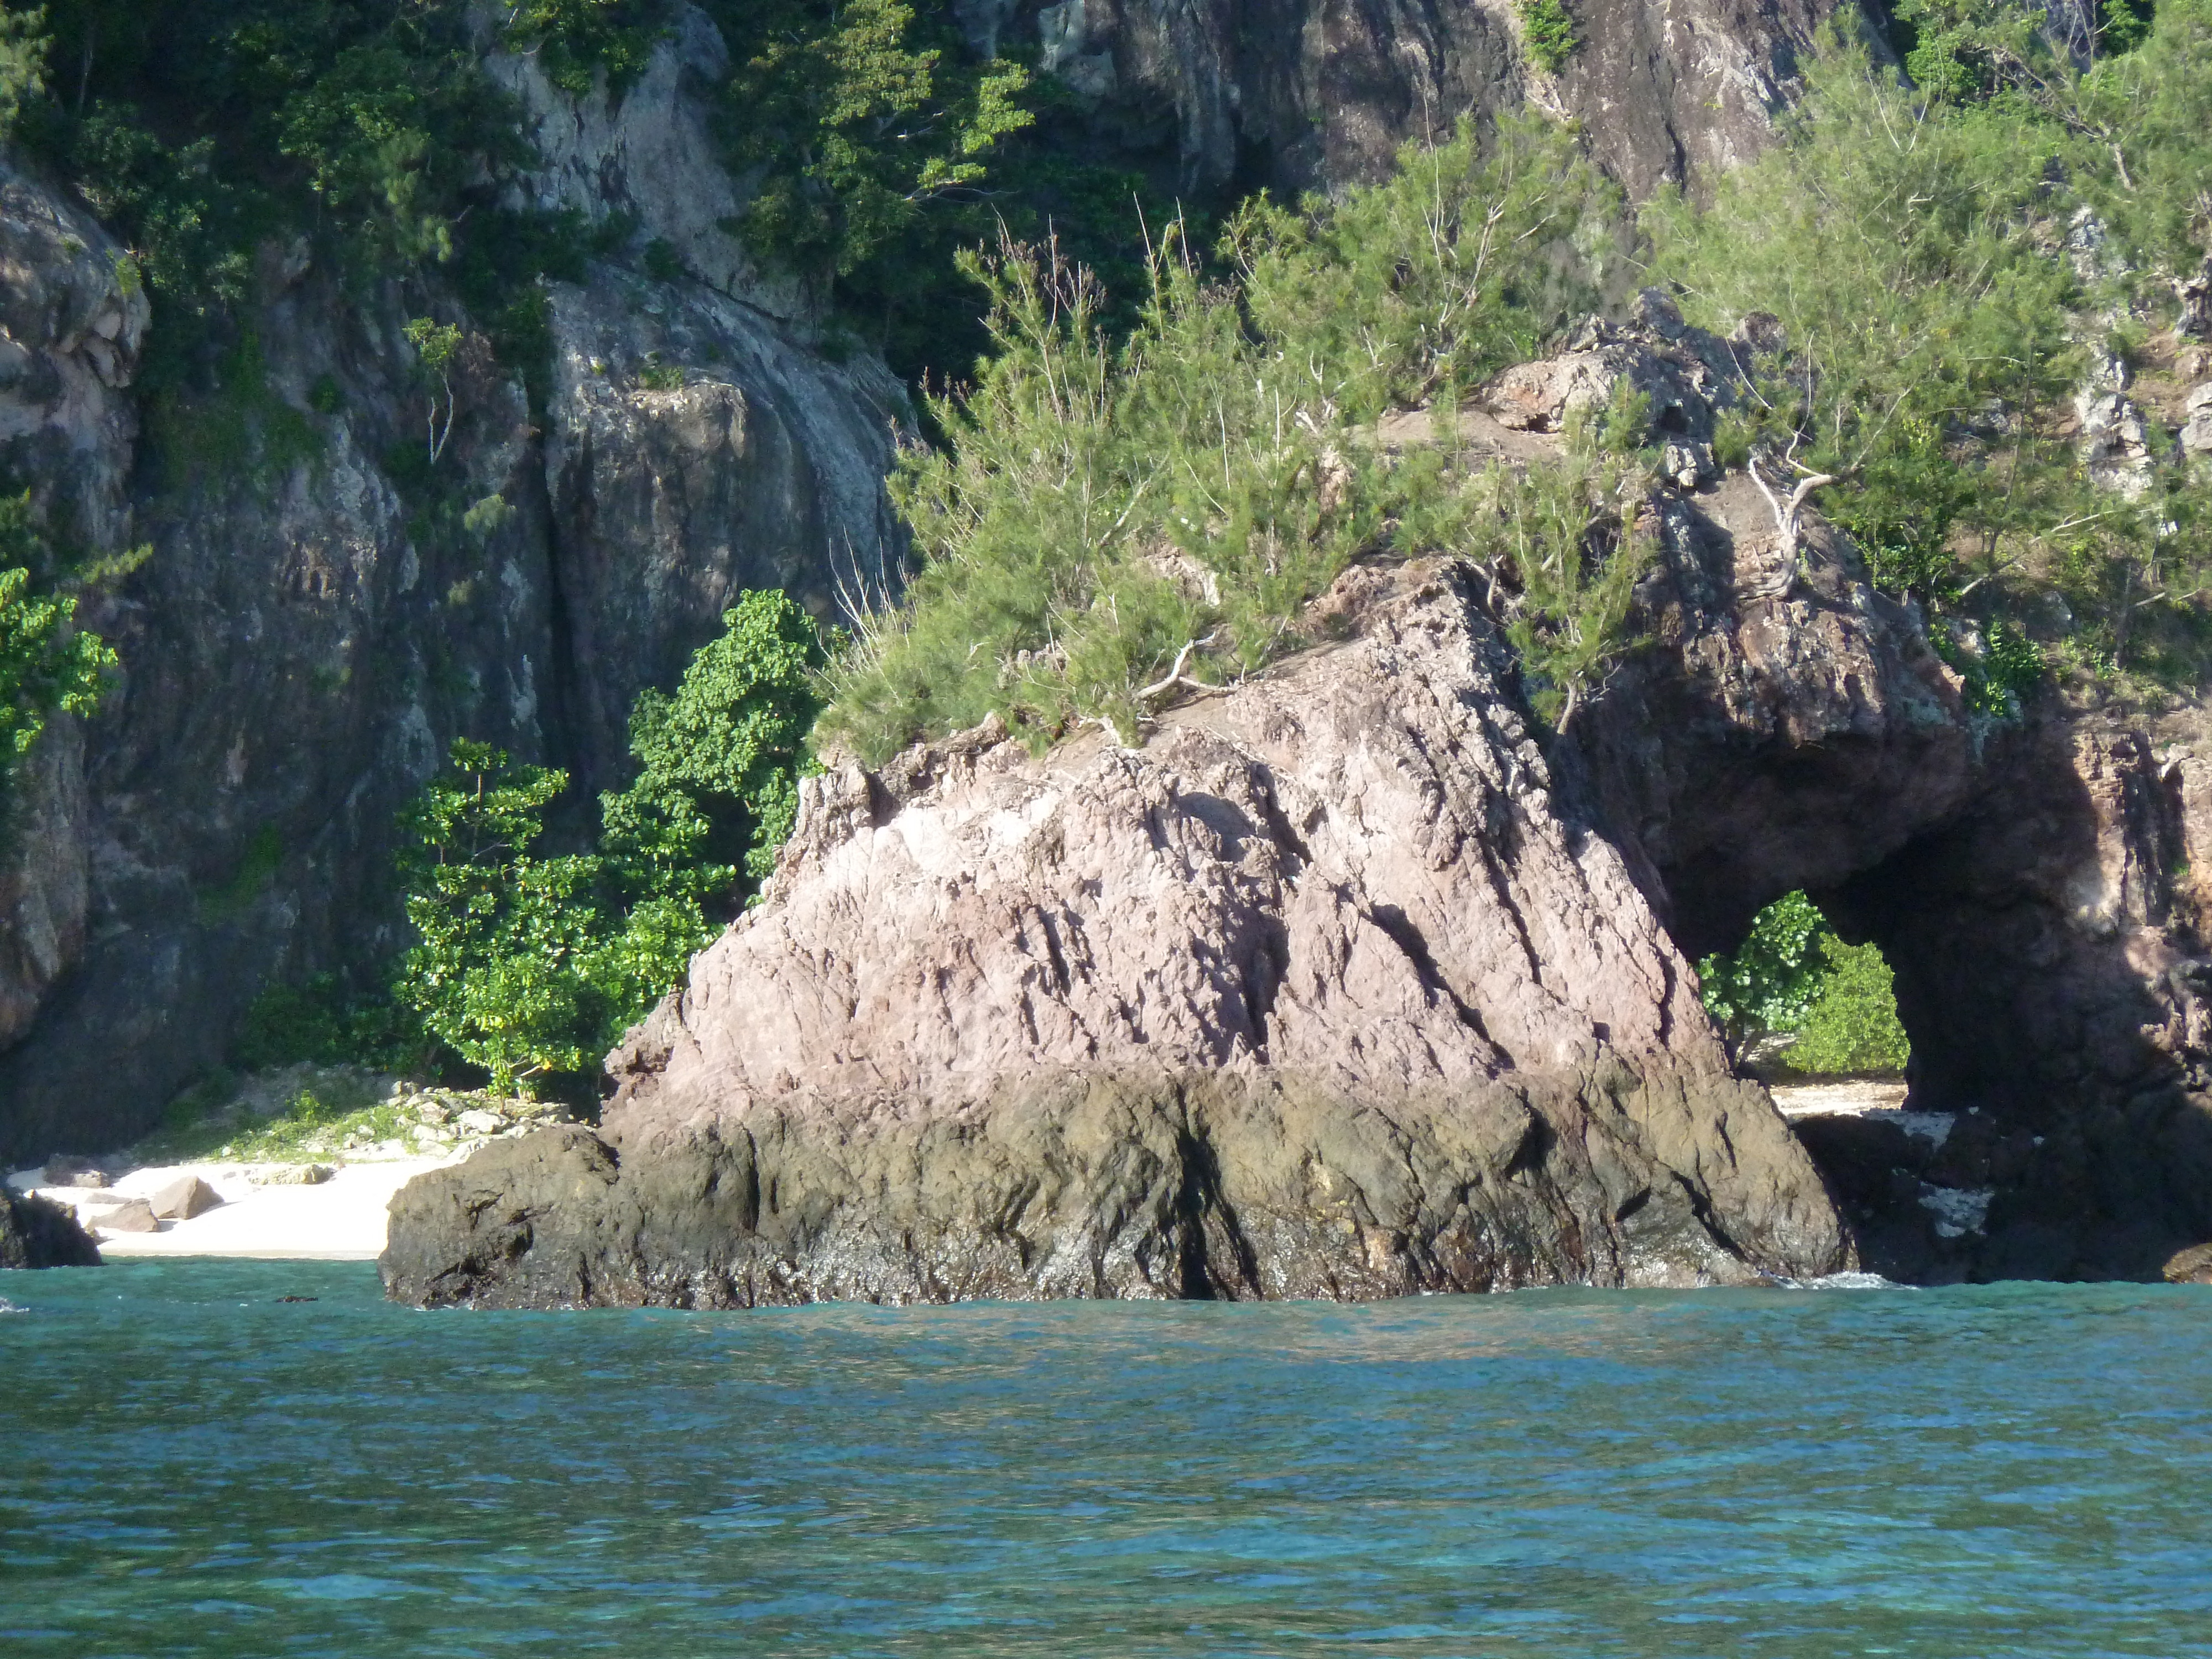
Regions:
[[382, 558, 1852, 1307], [1555, 323, 2212, 1283]]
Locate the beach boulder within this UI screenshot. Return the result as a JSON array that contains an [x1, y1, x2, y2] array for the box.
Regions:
[[0, 1187, 100, 1267], [148, 1175, 222, 1220]]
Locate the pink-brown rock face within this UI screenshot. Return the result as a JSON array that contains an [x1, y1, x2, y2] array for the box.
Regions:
[[383, 561, 1851, 1307]]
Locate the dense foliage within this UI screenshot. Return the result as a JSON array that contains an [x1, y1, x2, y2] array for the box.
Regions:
[[1785, 936, 1913, 1076], [390, 593, 822, 1095], [1649, 4, 2212, 682], [701, 0, 1219, 379], [1517, 0, 1579, 74], [818, 116, 1634, 760], [1698, 892, 1912, 1076]]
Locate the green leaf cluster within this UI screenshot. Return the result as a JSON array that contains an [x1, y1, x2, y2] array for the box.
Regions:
[[1696, 891, 1834, 1048], [9, 1, 587, 406], [506, 0, 670, 98], [1784, 936, 1913, 1076], [392, 593, 823, 1094], [1647, 4, 2212, 685], [1699, 891, 1912, 1074], [712, 0, 1034, 286], [602, 589, 826, 894], [0, 492, 116, 829], [0, 4, 44, 138], [1517, 0, 1578, 75]]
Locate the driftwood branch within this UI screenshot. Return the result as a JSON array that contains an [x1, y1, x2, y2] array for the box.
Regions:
[[1135, 632, 1221, 706], [1745, 452, 1838, 598]]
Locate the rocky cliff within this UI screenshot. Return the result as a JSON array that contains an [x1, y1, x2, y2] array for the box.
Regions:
[[962, 0, 1857, 198], [382, 556, 1853, 1307], [0, 22, 905, 1165], [0, 0, 1883, 1168]]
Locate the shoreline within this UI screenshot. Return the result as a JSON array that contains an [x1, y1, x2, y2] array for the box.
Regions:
[[7, 1155, 466, 1261]]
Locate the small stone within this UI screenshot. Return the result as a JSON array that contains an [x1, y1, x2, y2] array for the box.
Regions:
[[253, 1164, 335, 1186], [147, 1176, 223, 1220], [2164, 1241, 2212, 1285], [44, 1154, 117, 1188], [93, 1198, 159, 1234], [456, 1109, 503, 1135]]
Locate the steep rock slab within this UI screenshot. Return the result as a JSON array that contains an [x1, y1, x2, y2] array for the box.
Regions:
[[384, 562, 1850, 1306], [0, 161, 148, 1054], [969, 0, 1851, 199]]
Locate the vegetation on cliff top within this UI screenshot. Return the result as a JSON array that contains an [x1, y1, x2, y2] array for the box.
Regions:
[[821, 0, 2212, 766], [816, 114, 1638, 760]]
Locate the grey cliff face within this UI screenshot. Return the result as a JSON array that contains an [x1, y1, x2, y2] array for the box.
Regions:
[[0, 161, 148, 1057], [0, 22, 903, 1164], [967, 0, 1856, 199], [381, 559, 1854, 1308]]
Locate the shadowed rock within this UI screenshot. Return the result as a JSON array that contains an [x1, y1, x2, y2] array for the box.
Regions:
[[0, 1188, 101, 1269]]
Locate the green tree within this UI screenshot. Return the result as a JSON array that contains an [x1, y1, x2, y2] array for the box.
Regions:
[[1696, 892, 1833, 1055], [504, 0, 669, 97], [1517, 0, 1577, 74], [392, 597, 825, 1092], [602, 588, 826, 898], [1784, 937, 1912, 1075], [395, 740, 609, 1095], [713, 0, 1032, 289], [0, 492, 117, 825], [1647, 24, 2082, 610], [818, 115, 1626, 763], [0, 4, 46, 138]]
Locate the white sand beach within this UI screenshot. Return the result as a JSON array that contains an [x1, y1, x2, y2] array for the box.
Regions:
[[7, 1154, 466, 1260]]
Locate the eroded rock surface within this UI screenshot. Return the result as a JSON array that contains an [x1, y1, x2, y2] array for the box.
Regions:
[[0, 1186, 100, 1269], [964, 0, 1854, 200], [383, 561, 1851, 1307]]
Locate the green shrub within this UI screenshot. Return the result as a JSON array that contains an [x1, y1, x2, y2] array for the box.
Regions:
[[602, 589, 825, 894], [817, 114, 1625, 763], [1700, 891, 1912, 1075], [395, 741, 609, 1094], [1697, 892, 1833, 1052], [0, 5, 46, 139], [505, 0, 669, 97], [1517, 0, 1578, 74], [1782, 937, 1911, 1076], [393, 594, 823, 1092]]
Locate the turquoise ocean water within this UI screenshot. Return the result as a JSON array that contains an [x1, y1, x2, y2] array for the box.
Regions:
[[2, 1262, 2209, 1656]]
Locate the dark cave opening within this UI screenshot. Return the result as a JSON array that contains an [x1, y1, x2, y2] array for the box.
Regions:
[[1657, 737, 2212, 1284]]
